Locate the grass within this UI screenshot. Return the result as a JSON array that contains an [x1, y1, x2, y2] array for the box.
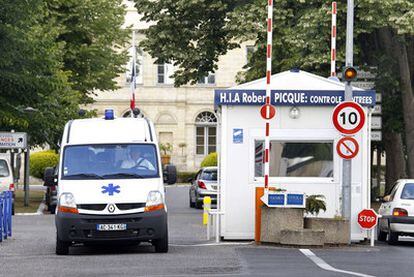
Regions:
[[14, 189, 44, 214]]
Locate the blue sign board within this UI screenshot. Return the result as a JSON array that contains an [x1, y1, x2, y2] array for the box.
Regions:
[[268, 194, 285, 206], [214, 89, 376, 107], [233, 129, 243, 144], [286, 194, 305, 206]]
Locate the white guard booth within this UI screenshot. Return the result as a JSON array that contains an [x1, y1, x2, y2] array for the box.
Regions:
[[215, 69, 376, 241]]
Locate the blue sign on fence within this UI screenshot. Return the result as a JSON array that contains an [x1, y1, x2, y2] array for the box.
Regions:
[[286, 194, 305, 206], [268, 194, 285, 206], [214, 89, 376, 107]]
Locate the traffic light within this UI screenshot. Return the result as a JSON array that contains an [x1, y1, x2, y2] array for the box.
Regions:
[[343, 66, 357, 82]]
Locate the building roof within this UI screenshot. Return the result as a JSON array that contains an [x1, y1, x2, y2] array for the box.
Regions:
[[232, 69, 364, 91]]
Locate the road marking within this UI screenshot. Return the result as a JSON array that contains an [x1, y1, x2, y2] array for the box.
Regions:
[[300, 249, 375, 277]]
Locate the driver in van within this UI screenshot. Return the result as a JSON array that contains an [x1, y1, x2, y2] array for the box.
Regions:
[[121, 147, 155, 170]]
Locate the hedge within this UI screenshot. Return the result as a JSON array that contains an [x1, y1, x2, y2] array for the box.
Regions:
[[30, 150, 59, 179], [200, 152, 217, 168], [177, 171, 197, 183]]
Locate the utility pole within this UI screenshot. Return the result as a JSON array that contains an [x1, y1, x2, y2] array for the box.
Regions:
[[343, 0, 355, 244]]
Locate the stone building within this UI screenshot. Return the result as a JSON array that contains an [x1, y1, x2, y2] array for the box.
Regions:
[[89, 1, 252, 171]]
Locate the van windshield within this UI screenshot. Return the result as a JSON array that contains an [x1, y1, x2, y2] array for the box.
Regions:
[[0, 160, 10, 177], [62, 144, 159, 180]]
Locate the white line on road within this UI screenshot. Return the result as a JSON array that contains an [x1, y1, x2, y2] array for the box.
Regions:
[[300, 249, 375, 277]]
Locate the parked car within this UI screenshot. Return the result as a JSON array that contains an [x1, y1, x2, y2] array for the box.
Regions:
[[189, 167, 218, 209], [43, 166, 58, 214], [0, 157, 15, 215], [378, 179, 414, 244]]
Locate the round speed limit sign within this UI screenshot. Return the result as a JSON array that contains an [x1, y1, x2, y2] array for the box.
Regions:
[[332, 101, 366, 135]]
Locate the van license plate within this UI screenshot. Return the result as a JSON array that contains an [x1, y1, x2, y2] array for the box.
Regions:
[[96, 224, 127, 231]]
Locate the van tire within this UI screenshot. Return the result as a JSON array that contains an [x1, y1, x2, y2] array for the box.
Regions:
[[154, 228, 168, 253], [56, 235, 70, 255]]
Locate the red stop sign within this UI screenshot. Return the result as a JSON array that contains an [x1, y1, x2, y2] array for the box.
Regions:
[[357, 209, 378, 229]]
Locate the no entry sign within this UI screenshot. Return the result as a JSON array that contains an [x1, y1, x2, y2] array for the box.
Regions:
[[260, 104, 276, 120], [357, 209, 378, 230], [332, 101, 365, 134], [336, 136, 359, 159]]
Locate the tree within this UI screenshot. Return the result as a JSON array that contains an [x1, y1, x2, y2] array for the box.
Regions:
[[0, 0, 80, 147], [0, 0, 129, 147], [47, 0, 129, 103], [135, 0, 414, 183]]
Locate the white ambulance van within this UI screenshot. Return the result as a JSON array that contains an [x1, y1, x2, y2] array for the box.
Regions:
[[44, 109, 176, 255]]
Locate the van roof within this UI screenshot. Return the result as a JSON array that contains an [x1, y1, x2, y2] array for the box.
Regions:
[[65, 117, 154, 145]]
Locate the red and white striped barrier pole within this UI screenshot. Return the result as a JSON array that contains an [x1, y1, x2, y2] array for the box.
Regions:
[[331, 2, 337, 77], [264, 0, 274, 197]]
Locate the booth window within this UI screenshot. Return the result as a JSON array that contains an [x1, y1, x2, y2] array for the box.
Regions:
[[254, 141, 333, 178], [195, 112, 217, 155]]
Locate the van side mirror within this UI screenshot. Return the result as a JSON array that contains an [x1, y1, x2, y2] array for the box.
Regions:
[[163, 165, 177, 185], [44, 167, 57, 187]]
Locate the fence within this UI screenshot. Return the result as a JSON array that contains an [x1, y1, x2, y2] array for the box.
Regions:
[[0, 191, 13, 242]]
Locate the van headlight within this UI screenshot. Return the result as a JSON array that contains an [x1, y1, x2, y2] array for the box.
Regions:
[[58, 193, 79, 214], [144, 191, 165, 212]]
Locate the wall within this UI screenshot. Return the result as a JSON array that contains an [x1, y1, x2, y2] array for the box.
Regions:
[[220, 105, 369, 241]]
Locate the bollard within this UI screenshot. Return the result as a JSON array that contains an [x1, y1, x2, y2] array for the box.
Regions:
[[0, 193, 3, 242], [7, 191, 12, 237], [0, 191, 13, 242], [3, 192, 8, 239], [203, 197, 212, 240]]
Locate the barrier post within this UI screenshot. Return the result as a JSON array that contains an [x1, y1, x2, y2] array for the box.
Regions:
[[203, 196, 212, 240], [3, 192, 8, 239], [0, 193, 3, 242], [7, 191, 12, 237]]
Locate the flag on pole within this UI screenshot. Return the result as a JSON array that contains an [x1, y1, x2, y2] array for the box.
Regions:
[[130, 31, 136, 113]]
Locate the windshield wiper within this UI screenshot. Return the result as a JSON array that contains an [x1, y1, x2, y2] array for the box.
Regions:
[[64, 173, 104, 179], [102, 173, 144, 179]]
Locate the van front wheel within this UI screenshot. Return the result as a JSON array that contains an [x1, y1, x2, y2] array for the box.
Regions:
[[56, 235, 70, 255], [153, 228, 168, 253]]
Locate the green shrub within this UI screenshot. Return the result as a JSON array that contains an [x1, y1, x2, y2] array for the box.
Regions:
[[306, 195, 327, 216], [177, 171, 197, 183], [30, 150, 59, 179], [200, 152, 218, 168]]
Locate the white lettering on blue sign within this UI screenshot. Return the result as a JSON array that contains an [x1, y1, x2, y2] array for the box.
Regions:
[[214, 90, 376, 107]]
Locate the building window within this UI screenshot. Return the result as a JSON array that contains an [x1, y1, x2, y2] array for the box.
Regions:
[[157, 63, 174, 84], [198, 73, 215, 85], [246, 45, 255, 64], [126, 46, 143, 85], [195, 112, 217, 155], [254, 141, 334, 178]]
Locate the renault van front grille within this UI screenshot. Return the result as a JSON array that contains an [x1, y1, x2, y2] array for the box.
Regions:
[[77, 204, 107, 211], [116, 203, 146, 210]]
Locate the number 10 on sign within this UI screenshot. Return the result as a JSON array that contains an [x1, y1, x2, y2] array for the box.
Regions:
[[332, 101, 366, 135]]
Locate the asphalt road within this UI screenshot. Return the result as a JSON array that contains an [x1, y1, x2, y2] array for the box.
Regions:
[[1, 186, 414, 277]]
